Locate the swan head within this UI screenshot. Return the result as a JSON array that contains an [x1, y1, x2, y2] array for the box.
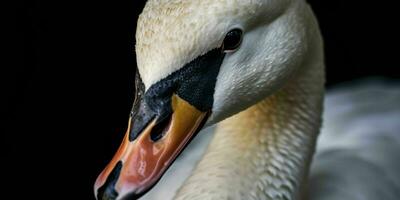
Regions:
[[95, 0, 314, 199]]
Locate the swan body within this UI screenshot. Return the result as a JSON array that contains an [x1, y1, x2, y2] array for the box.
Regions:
[[95, 0, 400, 199], [309, 80, 400, 200]]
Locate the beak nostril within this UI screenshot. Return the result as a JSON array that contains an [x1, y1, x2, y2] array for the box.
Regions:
[[150, 114, 173, 142]]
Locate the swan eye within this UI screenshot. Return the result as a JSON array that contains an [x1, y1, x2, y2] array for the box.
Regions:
[[223, 29, 243, 52]]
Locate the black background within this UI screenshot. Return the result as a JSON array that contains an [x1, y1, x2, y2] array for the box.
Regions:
[[10, 0, 399, 199]]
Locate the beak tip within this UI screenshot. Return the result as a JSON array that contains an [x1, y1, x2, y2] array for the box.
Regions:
[[116, 192, 144, 200], [95, 184, 119, 200], [95, 161, 123, 200]]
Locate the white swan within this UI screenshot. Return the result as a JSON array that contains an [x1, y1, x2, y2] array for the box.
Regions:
[[94, 0, 400, 199]]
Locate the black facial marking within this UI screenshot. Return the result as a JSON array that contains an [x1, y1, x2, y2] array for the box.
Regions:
[[129, 48, 225, 141], [174, 48, 226, 111], [96, 161, 122, 200], [129, 71, 173, 141], [128, 72, 157, 141]]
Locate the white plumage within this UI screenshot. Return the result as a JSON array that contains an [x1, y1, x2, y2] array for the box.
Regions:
[[141, 79, 400, 200], [131, 0, 400, 199], [309, 79, 400, 200]]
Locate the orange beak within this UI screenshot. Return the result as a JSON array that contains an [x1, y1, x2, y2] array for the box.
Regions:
[[94, 94, 208, 200]]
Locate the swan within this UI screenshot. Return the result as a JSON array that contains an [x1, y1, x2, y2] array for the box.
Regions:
[[94, 0, 400, 199]]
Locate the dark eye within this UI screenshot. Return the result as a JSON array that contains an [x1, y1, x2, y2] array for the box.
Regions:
[[222, 29, 243, 52]]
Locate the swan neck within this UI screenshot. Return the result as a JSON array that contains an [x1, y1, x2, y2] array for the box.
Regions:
[[175, 57, 324, 200], [175, 2, 325, 199]]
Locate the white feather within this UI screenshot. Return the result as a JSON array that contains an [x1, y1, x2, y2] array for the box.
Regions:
[[141, 79, 400, 200]]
